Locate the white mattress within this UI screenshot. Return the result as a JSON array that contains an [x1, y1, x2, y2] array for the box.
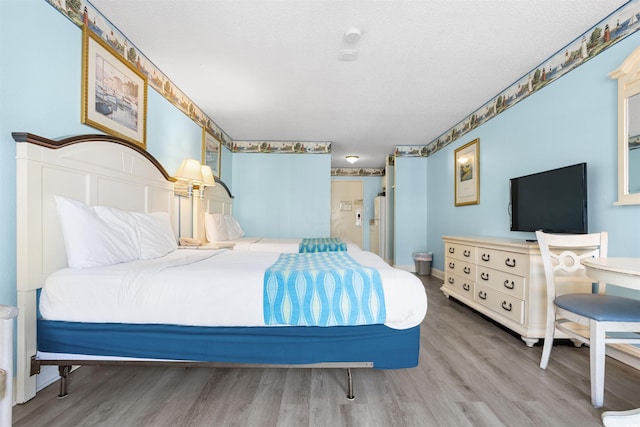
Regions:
[[40, 249, 426, 330], [202, 237, 362, 252]]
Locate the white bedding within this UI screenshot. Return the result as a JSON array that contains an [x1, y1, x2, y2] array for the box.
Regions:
[[202, 237, 362, 252], [40, 249, 426, 330]]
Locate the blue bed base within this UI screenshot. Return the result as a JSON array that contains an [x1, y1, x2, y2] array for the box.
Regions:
[[37, 318, 420, 369]]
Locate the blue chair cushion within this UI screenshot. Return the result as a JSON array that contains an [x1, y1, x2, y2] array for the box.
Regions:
[[555, 294, 640, 322]]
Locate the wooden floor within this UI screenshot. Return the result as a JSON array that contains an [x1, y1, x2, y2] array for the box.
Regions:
[[13, 275, 640, 426]]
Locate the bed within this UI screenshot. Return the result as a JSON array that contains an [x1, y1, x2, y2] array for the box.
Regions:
[[203, 236, 362, 252], [194, 187, 362, 253], [12, 132, 427, 403]]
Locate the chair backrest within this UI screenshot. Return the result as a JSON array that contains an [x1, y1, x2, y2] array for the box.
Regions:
[[536, 231, 608, 300]]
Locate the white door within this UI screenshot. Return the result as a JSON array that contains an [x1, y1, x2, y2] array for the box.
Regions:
[[331, 181, 363, 249], [370, 219, 380, 256]]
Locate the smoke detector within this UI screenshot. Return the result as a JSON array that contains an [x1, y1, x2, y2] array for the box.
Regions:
[[344, 28, 362, 43]]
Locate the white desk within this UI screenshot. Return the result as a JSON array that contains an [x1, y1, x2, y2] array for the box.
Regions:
[[583, 257, 640, 424], [582, 258, 640, 291]]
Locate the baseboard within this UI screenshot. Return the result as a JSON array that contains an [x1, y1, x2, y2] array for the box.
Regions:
[[608, 344, 640, 370], [394, 264, 414, 272], [395, 265, 444, 280], [35, 366, 60, 392], [431, 268, 444, 280]]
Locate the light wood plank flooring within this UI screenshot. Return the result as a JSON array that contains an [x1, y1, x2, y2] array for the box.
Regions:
[[13, 275, 640, 426]]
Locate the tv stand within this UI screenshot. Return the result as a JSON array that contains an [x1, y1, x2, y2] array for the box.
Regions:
[[441, 236, 546, 347]]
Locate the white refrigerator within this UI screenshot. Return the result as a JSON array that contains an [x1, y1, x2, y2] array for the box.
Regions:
[[370, 196, 386, 260]]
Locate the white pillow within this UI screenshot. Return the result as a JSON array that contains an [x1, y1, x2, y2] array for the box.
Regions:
[[131, 212, 177, 259], [224, 215, 245, 239], [204, 213, 229, 242], [55, 196, 140, 268]]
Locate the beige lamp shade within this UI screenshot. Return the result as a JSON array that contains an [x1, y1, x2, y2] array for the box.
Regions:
[[175, 158, 203, 182], [201, 165, 216, 186]]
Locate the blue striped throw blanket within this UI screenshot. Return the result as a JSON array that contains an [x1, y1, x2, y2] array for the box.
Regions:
[[299, 237, 347, 253], [263, 252, 386, 326]]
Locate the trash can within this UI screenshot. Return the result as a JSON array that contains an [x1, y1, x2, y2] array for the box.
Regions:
[[413, 251, 433, 276]]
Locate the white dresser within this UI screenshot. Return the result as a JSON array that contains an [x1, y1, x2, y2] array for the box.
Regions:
[[441, 236, 547, 346]]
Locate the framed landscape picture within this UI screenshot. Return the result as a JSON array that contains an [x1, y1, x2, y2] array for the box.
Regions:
[[203, 128, 221, 178], [81, 25, 147, 148], [454, 138, 480, 206]]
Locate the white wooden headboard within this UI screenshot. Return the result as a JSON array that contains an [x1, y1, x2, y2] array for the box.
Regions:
[[193, 180, 234, 242], [12, 132, 176, 402]]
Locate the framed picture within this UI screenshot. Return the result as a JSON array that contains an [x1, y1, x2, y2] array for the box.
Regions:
[[454, 138, 480, 206], [81, 25, 147, 148], [202, 128, 221, 178]]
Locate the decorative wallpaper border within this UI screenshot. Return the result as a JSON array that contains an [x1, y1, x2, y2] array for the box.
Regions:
[[231, 140, 331, 154], [331, 168, 385, 177], [395, 145, 429, 158]]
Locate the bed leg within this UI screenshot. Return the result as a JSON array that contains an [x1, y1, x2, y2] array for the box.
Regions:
[[346, 368, 355, 401], [57, 365, 71, 399]]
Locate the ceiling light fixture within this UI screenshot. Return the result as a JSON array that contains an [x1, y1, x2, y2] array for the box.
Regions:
[[346, 155, 359, 164]]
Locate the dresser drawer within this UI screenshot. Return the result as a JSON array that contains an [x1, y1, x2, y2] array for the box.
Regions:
[[444, 272, 474, 298], [445, 242, 476, 262], [474, 283, 524, 324], [477, 248, 527, 276], [476, 266, 525, 300], [445, 257, 476, 280]]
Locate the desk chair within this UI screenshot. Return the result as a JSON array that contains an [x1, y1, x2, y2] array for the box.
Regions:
[[536, 230, 640, 408]]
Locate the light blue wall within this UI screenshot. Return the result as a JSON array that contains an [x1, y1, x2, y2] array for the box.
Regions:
[[330, 175, 384, 251], [231, 153, 331, 237], [146, 88, 202, 174], [0, 0, 89, 308], [395, 157, 428, 268], [0, 0, 205, 311], [220, 145, 233, 188], [426, 30, 640, 276]]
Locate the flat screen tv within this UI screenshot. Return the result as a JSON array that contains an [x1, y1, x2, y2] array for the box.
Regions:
[[510, 162, 588, 234]]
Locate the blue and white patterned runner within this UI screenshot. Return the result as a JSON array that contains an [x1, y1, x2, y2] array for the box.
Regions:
[[298, 237, 347, 253], [263, 252, 386, 326]]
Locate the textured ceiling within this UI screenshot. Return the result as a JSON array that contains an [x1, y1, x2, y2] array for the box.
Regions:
[[90, 0, 629, 168]]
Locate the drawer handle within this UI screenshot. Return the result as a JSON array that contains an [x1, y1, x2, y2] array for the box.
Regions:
[[505, 258, 517, 268], [501, 301, 513, 311], [449, 247, 455, 253], [503, 280, 515, 290], [448, 277, 454, 284], [463, 250, 470, 257], [480, 272, 489, 281], [463, 283, 470, 291], [481, 253, 490, 262], [449, 262, 455, 269], [478, 291, 487, 300], [463, 266, 470, 274]]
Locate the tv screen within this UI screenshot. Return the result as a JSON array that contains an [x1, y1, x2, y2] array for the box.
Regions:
[[510, 162, 588, 234]]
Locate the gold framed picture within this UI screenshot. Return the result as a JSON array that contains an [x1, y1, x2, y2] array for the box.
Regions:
[[454, 138, 480, 206], [81, 25, 147, 148], [202, 128, 221, 178]]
